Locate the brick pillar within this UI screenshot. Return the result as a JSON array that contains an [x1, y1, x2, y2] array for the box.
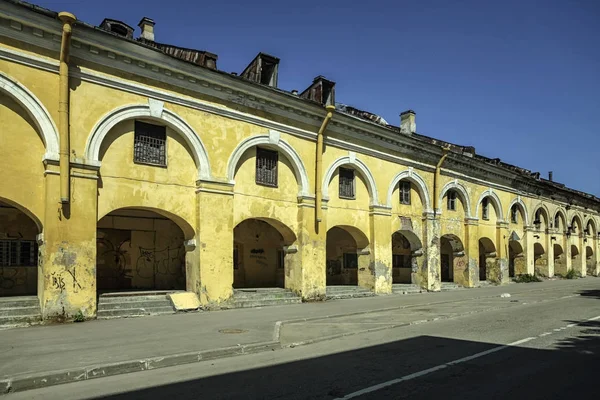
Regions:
[[464, 218, 479, 287], [369, 206, 392, 294]]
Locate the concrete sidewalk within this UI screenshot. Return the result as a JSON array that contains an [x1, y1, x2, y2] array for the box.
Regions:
[[1, 278, 597, 394]]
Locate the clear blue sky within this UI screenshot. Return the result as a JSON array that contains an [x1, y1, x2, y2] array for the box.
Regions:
[[35, 0, 600, 196]]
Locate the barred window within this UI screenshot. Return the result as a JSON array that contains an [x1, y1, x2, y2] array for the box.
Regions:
[[134, 121, 166, 166], [255, 148, 278, 187], [339, 168, 355, 199], [447, 190, 457, 211], [343, 253, 358, 269], [482, 198, 489, 220], [0, 240, 38, 267], [399, 181, 411, 205]]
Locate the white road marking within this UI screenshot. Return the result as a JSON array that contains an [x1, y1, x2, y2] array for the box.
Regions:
[[335, 337, 535, 399], [336, 315, 600, 399]]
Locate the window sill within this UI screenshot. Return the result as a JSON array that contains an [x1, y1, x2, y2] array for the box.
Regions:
[[339, 195, 356, 200]]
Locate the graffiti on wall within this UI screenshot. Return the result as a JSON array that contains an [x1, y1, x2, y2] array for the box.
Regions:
[[136, 246, 185, 279]]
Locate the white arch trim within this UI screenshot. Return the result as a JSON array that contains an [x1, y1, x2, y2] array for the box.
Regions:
[[85, 103, 212, 180], [507, 197, 529, 226], [438, 180, 472, 218], [0, 72, 59, 161], [227, 132, 310, 196], [322, 153, 380, 206], [386, 168, 432, 212], [475, 188, 504, 221]]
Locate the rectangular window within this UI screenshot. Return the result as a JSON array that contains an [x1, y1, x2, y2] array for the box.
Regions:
[[511, 207, 518, 224], [0, 240, 38, 267], [399, 181, 411, 205], [134, 121, 167, 166], [255, 148, 278, 187], [277, 249, 285, 270], [482, 199, 489, 220], [343, 253, 358, 269], [339, 168, 355, 199], [447, 191, 457, 211]]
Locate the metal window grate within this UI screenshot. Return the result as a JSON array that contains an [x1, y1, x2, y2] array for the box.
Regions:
[[399, 181, 411, 205], [339, 168, 355, 199], [134, 121, 166, 166], [0, 240, 38, 267], [255, 148, 278, 187]]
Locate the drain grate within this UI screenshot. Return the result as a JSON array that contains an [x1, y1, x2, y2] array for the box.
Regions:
[[218, 328, 248, 334]]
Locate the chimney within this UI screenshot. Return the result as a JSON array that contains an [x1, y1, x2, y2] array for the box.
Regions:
[[549, 171, 553, 182], [400, 110, 416, 134], [138, 17, 155, 42]]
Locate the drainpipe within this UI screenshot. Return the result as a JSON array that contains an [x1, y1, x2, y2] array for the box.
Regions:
[[315, 105, 336, 229], [433, 146, 451, 215], [58, 12, 76, 204]]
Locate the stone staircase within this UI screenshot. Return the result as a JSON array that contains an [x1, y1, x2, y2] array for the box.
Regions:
[[326, 285, 376, 300], [392, 284, 423, 295], [0, 296, 42, 330], [97, 292, 176, 319], [226, 288, 302, 309], [441, 282, 464, 291]]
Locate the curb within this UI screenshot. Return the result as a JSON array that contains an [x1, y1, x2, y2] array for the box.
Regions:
[[0, 341, 280, 394]]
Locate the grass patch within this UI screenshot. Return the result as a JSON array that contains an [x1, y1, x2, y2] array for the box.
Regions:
[[514, 273, 542, 283], [73, 310, 85, 323], [564, 269, 579, 279]]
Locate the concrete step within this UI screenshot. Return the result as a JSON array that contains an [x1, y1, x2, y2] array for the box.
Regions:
[[440, 283, 464, 291], [97, 299, 172, 311], [227, 297, 302, 309], [98, 294, 173, 304], [392, 284, 423, 295], [326, 286, 376, 300], [233, 289, 298, 299], [226, 289, 302, 309], [0, 296, 42, 330], [0, 306, 41, 317], [0, 296, 39, 308], [0, 314, 42, 329], [97, 306, 175, 319]]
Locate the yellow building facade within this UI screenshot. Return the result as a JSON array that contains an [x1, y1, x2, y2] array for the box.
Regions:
[[1, 1, 599, 320]]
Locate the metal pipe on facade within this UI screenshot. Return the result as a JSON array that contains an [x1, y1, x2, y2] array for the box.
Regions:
[[58, 11, 76, 204], [315, 105, 336, 228], [433, 146, 451, 214]]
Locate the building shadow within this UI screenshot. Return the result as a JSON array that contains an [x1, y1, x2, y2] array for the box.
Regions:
[[91, 319, 600, 400], [578, 289, 600, 300]]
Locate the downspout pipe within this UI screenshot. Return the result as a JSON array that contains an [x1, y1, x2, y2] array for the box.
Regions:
[[433, 146, 451, 215], [315, 105, 336, 229], [58, 11, 76, 204]]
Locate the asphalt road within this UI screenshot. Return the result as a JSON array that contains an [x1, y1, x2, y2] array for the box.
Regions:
[[7, 286, 600, 400]]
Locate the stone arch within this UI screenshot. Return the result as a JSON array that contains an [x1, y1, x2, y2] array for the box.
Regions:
[[585, 217, 597, 237], [332, 225, 370, 249], [0, 196, 43, 233], [475, 189, 504, 221], [570, 213, 583, 233], [252, 217, 297, 246], [393, 230, 422, 252], [571, 244, 580, 258], [227, 132, 310, 196], [507, 197, 529, 226], [386, 169, 432, 212], [532, 204, 550, 226], [98, 206, 195, 241], [553, 208, 567, 231], [438, 180, 472, 218], [85, 103, 212, 180], [322, 155, 379, 206], [442, 234, 465, 253], [440, 234, 467, 284], [0, 72, 59, 160]]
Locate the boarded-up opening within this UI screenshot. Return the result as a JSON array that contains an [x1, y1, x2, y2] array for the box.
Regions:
[[96, 208, 187, 292], [0, 200, 39, 297], [508, 240, 525, 278]]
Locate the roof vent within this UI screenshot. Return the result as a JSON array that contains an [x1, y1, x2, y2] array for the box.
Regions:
[[300, 76, 336, 106], [241, 53, 280, 87], [99, 19, 134, 39]]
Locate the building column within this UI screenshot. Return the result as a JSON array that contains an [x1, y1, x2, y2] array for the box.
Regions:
[[523, 226, 535, 276], [594, 237, 600, 276], [195, 181, 234, 307], [565, 233, 572, 274], [492, 221, 509, 284], [420, 212, 440, 291], [41, 162, 98, 320], [546, 231, 555, 277], [464, 218, 479, 287], [578, 234, 586, 277], [369, 206, 392, 294]]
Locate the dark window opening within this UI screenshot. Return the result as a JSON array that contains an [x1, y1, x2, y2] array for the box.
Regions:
[[511, 206, 518, 224], [447, 191, 457, 211], [482, 198, 489, 220], [554, 215, 560, 230], [255, 148, 278, 187], [399, 181, 411, 205], [339, 168, 355, 199], [392, 254, 411, 268], [0, 240, 38, 267], [343, 253, 358, 269], [134, 121, 166, 166]]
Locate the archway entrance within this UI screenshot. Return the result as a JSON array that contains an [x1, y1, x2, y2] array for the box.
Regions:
[[96, 208, 187, 292], [571, 244, 580, 272], [391, 231, 422, 284], [326, 226, 369, 286], [586, 246, 595, 276], [0, 200, 39, 297], [479, 237, 496, 282], [233, 218, 295, 288], [554, 244, 566, 276], [533, 243, 547, 277], [508, 240, 524, 278], [440, 234, 466, 284]]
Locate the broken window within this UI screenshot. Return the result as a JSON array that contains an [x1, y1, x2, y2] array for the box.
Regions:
[[511, 205, 518, 224], [399, 181, 411, 205], [134, 121, 166, 166], [343, 253, 358, 269], [447, 191, 457, 211], [0, 240, 38, 267], [255, 148, 278, 187], [339, 168, 355, 199], [482, 198, 489, 220]]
